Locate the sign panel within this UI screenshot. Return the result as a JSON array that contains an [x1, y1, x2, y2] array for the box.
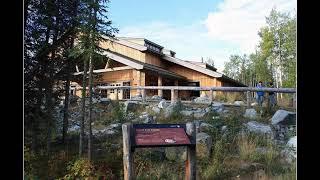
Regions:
[[132, 124, 192, 147]]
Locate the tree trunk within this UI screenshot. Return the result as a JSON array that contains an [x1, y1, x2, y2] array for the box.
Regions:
[[79, 60, 88, 156], [62, 70, 70, 144], [88, 55, 93, 161]]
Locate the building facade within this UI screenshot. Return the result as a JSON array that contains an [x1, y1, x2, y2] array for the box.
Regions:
[[71, 37, 246, 100]]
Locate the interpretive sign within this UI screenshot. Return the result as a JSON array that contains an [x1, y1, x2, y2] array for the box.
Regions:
[[132, 124, 193, 147], [122, 123, 196, 180]]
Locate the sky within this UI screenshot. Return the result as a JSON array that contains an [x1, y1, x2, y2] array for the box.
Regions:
[[108, 0, 296, 72]]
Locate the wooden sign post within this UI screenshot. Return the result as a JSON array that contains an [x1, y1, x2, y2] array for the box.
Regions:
[[122, 122, 196, 180]]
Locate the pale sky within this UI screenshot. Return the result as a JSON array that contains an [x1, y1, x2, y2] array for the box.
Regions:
[[108, 0, 296, 72]]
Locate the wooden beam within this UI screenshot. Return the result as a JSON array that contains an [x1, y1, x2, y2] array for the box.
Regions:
[[122, 123, 134, 180], [100, 50, 144, 70], [185, 122, 196, 180], [73, 66, 133, 75]]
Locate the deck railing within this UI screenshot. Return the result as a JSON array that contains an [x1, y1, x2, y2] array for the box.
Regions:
[[95, 86, 296, 107]]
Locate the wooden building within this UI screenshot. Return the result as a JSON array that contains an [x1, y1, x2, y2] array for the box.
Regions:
[[71, 37, 246, 100]]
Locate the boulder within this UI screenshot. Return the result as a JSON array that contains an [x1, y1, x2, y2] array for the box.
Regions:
[[165, 147, 187, 162], [281, 136, 297, 163], [221, 125, 227, 132], [211, 102, 224, 113], [151, 95, 162, 101], [244, 109, 257, 119], [200, 122, 214, 132], [164, 104, 175, 118], [124, 101, 139, 112], [271, 110, 296, 125], [234, 101, 245, 106], [181, 110, 194, 116], [158, 99, 167, 109], [245, 121, 273, 136], [131, 95, 142, 100], [152, 106, 161, 114], [287, 136, 297, 153], [193, 96, 211, 104], [194, 112, 206, 118], [139, 112, 156, 124], [196, 132, 213, 159]]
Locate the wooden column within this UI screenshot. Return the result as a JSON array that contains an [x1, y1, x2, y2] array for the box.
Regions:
[[171, 88, 175, 104], [246, 91, 251, 108], [185, 122, 196, 180], [174, 80, 179, 100], [209, 90, 213, 103], [122, 123, 134, 180], [142, 89, 146, 102], [158, 76, 163, 98]]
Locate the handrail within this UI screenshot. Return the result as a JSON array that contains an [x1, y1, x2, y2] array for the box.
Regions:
[[96, 86, 296, 93]]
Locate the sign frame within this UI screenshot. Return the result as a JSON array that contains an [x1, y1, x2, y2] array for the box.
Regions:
[[122, 122, 196, 180]]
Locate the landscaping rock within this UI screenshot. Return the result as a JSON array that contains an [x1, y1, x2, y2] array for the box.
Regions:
[[151, 95, 162, 101], [131, 95, 142, 100], [234, 101, 245, 106], [200, 122, 213, 132], [281, 136, 297, 163], [181, 110, 193, 116], [244, 108, 257, 119], [158, 99, 167, 109], [193, 96, 211, 103], [221, 125, 227, 132], [194, 112, 206, 118], [196, 132, 212, 159], [211, 102, 224, 113], [139, 112, 156, 124], [124, 101, 139, 112], [271, 110, 296, 125], [164, 103, 175, 118], [245, 121, 273, 136], [152, 106, 161, 114]]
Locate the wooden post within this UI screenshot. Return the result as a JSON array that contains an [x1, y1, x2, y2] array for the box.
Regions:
[[115, 87, 119, 101], [291, 93, 296, 108], [185, 122, 196, 180], [158, 76, 163, 98], [122, 123, 134, 180], [171, 88, 175, 104], [209, 90, 213, 103], [142, 89, 146, 102], [246, 91, 251, 108]]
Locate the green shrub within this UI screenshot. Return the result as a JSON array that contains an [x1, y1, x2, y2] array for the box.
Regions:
[[110, 101, 126, 122], [61, 158, 95, 179]]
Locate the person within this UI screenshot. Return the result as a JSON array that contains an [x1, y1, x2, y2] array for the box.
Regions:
[[256, 81, 264, 106], [268, 82, 276, 107]]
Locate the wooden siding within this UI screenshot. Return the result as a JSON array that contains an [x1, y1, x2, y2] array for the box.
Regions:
[[99, 40, 146, 63], [145, 53, 167, 68]]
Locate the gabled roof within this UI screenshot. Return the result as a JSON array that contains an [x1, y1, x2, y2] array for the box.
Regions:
[[162, 55, 223, 78], [102, 36, 147, 51]]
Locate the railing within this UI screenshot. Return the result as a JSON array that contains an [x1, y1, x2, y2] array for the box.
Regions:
[[96, 86, 296, 107]]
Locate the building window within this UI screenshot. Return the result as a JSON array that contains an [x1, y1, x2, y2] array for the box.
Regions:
[[110, 84, 115, 93]]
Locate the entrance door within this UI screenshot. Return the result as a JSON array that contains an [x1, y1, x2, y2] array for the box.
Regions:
[[108, 82, 123, 100]]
